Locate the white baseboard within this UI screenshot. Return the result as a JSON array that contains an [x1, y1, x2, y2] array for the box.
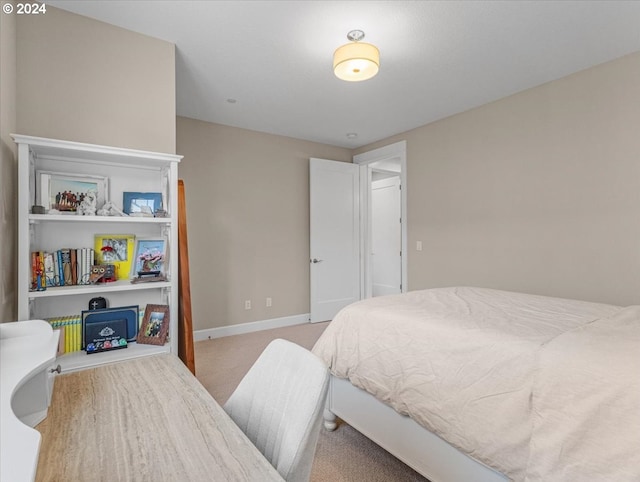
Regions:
[[193, 313, 310, 341]]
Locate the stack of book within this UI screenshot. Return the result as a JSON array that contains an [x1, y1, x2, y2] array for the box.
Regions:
[[30, 248, 95, 289], [46, 315, 82, 354]]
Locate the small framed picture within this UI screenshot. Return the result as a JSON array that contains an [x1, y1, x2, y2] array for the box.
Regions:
[[123, 191, 163, 216], [36, 171, 108, 213], [131, 238, 167, 279], [137, 304, 169, 345], [94, 234, 135, 280]]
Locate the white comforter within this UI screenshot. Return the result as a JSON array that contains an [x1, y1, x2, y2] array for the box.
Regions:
[[312, 287, 639, 481]]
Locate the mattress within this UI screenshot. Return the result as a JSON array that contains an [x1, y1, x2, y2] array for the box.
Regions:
[[312, 287, 639, 481]]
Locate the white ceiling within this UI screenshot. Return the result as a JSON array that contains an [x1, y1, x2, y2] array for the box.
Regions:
[[47, 1, 640, 148]]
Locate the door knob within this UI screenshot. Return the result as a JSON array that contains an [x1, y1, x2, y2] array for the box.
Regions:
[[311, 258, 323, 263]]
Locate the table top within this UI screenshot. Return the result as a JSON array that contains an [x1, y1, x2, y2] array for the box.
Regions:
[[35, 353, 284, 481]]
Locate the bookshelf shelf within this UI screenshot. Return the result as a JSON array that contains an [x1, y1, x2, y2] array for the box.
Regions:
[[27, 280, 172, 299], [57, 342, 170, 373], [29, 214, 171, 224], [15, 134, 182, 374]]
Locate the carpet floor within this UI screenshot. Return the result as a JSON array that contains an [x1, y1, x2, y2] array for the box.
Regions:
[[195, 322, 428, 482]]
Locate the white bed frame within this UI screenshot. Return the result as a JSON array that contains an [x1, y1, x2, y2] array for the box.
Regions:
[[323, 376, 509, 482]]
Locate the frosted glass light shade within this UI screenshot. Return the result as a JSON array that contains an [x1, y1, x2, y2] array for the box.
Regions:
[[333, 42, 380, 82]]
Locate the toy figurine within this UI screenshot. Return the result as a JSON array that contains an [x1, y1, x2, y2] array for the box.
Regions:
[[89, 264, 117, 284]]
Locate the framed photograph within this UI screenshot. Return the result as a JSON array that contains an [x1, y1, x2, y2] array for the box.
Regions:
[[137, 304, 169, 345], [131, 238, 167, 278], [94, 234, 135, 280], [36, 170, 108, 213], [123, 191, 163, 215], [81, 305, 139, 349]]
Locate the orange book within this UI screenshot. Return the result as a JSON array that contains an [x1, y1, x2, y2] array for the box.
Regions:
[[30, 251, 37, 289]]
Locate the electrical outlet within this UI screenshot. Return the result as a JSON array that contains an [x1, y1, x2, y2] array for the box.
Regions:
[[244, 300, 251, 310], [266, 297, 272, 307], [416, 240, 423, 251]]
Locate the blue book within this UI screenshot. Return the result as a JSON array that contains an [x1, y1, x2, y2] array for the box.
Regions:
[[57, 250, 65, 286]]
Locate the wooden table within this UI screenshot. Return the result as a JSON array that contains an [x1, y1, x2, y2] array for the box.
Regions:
[[35, 354, 284, 481]]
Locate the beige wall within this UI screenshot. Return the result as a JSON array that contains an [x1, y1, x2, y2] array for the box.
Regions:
[[1, 5, 18, 322], [16, 6, 176, 153], [176, 117, 351, 331], [1, 6, 176, 322], [356, 52, 640, 306]]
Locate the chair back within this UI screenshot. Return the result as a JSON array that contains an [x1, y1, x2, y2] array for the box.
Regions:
[[224, 338, 330, 482]]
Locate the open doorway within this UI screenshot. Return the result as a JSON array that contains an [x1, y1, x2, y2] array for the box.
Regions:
[[354, 141, 407, 299], [370, 166, 401, 296]]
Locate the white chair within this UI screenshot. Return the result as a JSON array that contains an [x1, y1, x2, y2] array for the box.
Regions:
[[223, 338, 330, 482]]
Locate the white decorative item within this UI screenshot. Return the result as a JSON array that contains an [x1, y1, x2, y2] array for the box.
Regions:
[[96, 201, 127, 217], [76, 189, 98, 216]]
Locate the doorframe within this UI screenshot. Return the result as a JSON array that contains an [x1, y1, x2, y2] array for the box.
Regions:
[[353, 141, 408, 299]]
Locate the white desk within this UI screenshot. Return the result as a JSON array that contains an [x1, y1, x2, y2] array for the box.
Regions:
[[1, 320, 60, 482], [35, 353, 284, 481]]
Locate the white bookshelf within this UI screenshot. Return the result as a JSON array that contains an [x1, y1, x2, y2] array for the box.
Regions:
[[14, 134, 183, 373]]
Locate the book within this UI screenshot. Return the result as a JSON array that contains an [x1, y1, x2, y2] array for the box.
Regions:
[[44, 252, 56, 287], [29, 251, 48, 291], [53, 327, 65, 356], [79, 248, 86, 285], [60, 249, 73, 285], [57, 250, 65, 286], [30, 252, 38, 290], [53, 252, 60, 286], [70, 249, 78, 285]]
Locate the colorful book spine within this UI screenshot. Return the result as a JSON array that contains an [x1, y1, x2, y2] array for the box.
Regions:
[[53, 252, 60, 286], [29, 251, 49, 291], [30, 246, 98, 289], [60, 249, 72, 285], [78, 248, 88, 285], [46, 315, 83, 353], [70, 249, 78, 285], [44, 252, 56, 287], [56, 250, 65, 286], [30, 252, 37, 289]]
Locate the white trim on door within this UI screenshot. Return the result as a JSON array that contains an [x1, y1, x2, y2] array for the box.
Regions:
[[353, 141, 408, 297]]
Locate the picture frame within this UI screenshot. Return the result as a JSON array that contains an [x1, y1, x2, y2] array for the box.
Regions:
[[123, 191, 163, 215], [36, 170, 108, 214], [131, 238, 167, 279], [137, 304, 169, 345], [94, 234, 135, 280], [81, 305, 139, 348]]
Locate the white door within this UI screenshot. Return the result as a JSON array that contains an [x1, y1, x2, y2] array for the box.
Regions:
[[371, 176, 402, 296], [310, 158, 360, 322]]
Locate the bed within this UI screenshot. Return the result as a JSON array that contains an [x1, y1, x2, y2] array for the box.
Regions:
[[312, 287, 640, 482]]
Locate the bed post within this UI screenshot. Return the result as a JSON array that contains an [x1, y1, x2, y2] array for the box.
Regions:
[[323, 377, 338, 431], [323, 408, 337, 431]]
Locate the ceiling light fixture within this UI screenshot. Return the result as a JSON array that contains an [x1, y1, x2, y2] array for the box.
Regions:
[[333, 30, 379, 82]]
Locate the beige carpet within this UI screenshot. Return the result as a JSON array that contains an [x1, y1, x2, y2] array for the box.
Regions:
[[195, 322, 428, 482]]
